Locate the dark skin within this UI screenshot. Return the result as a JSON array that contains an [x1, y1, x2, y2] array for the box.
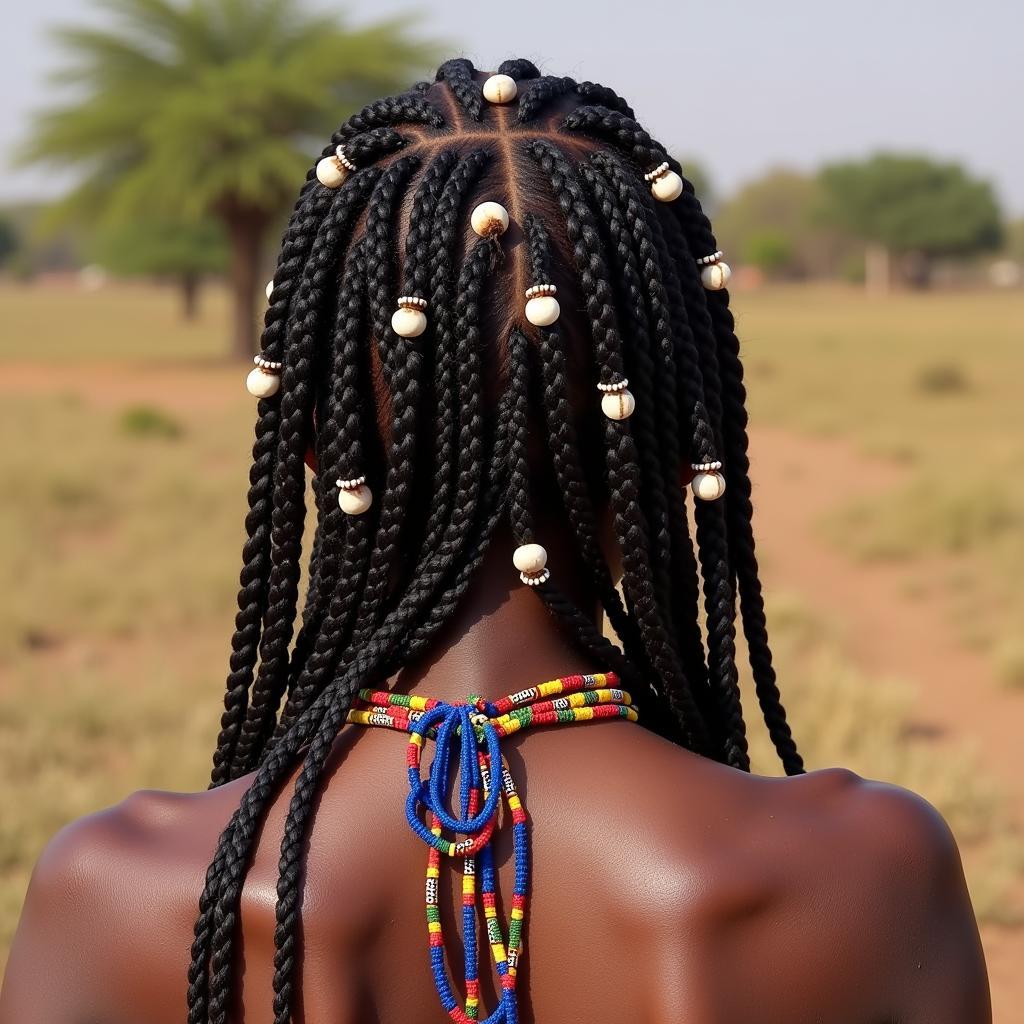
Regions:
[[0, 523, 991, 1024], [0, 71, 990, 1023]]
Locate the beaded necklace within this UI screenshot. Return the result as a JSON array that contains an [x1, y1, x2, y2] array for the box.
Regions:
[[347, 672, 638, 1023]]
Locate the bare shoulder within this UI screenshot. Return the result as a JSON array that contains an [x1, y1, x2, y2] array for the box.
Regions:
[[623, 749, 991, 1024], [0, 785, 244, 1023]]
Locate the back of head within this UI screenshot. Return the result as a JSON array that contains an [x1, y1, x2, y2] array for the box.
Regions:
[[191, 57, 805, 1021]]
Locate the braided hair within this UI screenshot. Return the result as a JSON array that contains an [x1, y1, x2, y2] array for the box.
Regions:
[[193, 57, 802, 1021]]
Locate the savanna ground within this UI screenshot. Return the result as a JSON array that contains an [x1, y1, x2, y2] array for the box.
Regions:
[[1, 280, 1022, 1019]]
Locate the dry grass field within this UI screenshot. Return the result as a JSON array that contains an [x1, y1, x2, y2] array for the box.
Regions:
[[1, 279, 1022, 1017]]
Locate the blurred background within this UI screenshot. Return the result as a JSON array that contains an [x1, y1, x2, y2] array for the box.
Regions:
[[1, 0, 1022, 1016]]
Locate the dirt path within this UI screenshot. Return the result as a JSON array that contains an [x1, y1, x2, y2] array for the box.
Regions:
[[749, 425, 1023, 1022]]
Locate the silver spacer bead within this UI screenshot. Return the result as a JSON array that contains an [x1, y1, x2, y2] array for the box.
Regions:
[[596, 378, 629, 393], [644, 161, 671, 182], [520, 567, 551, 587], [696, 251, 724, 266], [691, 460, 723, 472], [334, 146, 357, 172], [396, 295, 428, 310], [335, 475, 367, 491], [525, 283, 557, 298], [253, 355, 283, 371]]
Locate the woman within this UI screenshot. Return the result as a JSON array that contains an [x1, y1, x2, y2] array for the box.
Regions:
[[1, 59, 989, 1023]]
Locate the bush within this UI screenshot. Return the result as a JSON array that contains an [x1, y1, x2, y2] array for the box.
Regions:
[[915, 362, 971, 395], [118, 404, 184, 440]]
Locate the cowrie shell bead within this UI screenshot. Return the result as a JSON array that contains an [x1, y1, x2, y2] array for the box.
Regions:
[[601, 389, 636, 420], [651, 170, 684, 202], [525, 295, 560, 327], [391, 306, 427, 338], [471, 201, 509, 237], [482, 74, 518, 103], [246, 367, 280, 398], [691, 471, 727, 501], [338, 484, 373, 515], [265, 279, 275, 301], [316, 156, 347, 188], [700, 261, 732, 290], [512, 543, 548, 574]]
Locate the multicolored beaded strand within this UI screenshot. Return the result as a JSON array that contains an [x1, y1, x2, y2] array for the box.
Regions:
[[347, 672, 638, 1024]]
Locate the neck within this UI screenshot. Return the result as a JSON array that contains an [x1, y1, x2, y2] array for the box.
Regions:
[[386, 525, 604, 705]]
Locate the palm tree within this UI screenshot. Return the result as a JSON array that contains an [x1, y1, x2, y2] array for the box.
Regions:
[[22, 0, 442, 358]]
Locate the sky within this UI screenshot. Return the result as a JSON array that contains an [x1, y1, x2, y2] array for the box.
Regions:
[[2, 0, 1022, 212]]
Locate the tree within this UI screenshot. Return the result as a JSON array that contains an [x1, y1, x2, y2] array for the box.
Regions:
[[90, 219, 228, 319], [0, 216, 19, 269], [714, 169, 854, 280], [21, 0, 442, 358], [818, 154, 1003, 291]]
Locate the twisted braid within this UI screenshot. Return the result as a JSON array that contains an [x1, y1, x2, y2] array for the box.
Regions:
[[435, 57, 483, 120]]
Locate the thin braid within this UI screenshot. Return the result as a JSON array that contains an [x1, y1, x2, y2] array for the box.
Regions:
[[527, 138, 708, 753], [506, 326, 641, 694], [517, 75, 575, 123], [435, 58, 483, 120], [587, 153, 723, 740], [497, 58, 540, 80], [523, 214, 645, 660], [228, 171, 380, 779], [269, 236, 506, 1021], [672, 188, 804, 774], [334, 92, 445, 142], [271, 246, 373, 739], [209, 173, 345, 785]]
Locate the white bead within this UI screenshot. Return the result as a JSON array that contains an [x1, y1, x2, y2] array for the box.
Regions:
[[525, 295, 560, 327], [691, 471, 727, 501], [391, 306, 427, 338], [338, 483, 373, 515], [265, 279, 275, 301], [316, 156, 347, 188], [601, 389, 636, 420], [512, 543, 548, 574], [471, 201, 509, 237], [246, 367, 280, 398], [651, 170, 684, 202], [700, 261, 732, 290], [482, 74, 518, 104]]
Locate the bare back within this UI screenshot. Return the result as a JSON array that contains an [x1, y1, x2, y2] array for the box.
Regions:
[[1, 706, 989, 1023]]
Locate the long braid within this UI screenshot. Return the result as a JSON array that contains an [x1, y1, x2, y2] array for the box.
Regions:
[[527, 138, 708, 753], [587, 153, 711, 702], [229, 171, 379, 779], [522, 213, 644, 661], [672, 186, 804, 774], [194, 60, 803, 1022]]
